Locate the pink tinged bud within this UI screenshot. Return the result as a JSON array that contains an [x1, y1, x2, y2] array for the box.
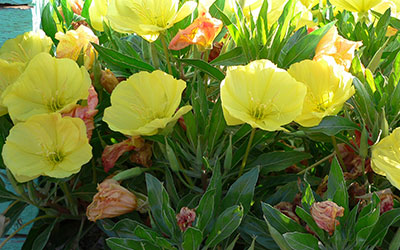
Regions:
[[102, 137, 145, 172], [176, 207, 196, 232], [311, 201, 344, 235], [63, 86, 98, 140], [86, 179, 137, 222], [379, 194, 394, 214]]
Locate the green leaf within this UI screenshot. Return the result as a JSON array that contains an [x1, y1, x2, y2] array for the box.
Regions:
[[327, 157, 348, 212], [354, 206, 380, 249], [249, 151, 312, 174], [81, 0, 92, 20], [366, 208, 400, 246], [205, 205, 244, 248], [196, 189, 216, 232], [265, 220, 292, 250], [92, 43, 154, 72], [101, 218, 142, 238], [221, 167, 259, 214], [301, 184, 315, 212], [180, 59, 225, 81], [282, 21, 335, 67], [238, 215, 278, 249], [41, 3, 58, 44], [182, 227, 203, 250], [207, 98, 227, 153], [283, 232, 319, 250], [261, 202, 306, 234], [106, 238, 158, 250], [302, 116, 360, 136], [209, 47, 247, 66], [32, 220, 57, 250], [165, 139, 180, 172], [295, 207, 327, 242]]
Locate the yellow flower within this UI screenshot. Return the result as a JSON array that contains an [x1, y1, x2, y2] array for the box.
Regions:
[[267, 1, 316, 29], [300, 0, 321, 8], [86, 179, 137, 221], [314, 26, 363, 71], [2, 53, 91, 122], [107, 0, 197, 42], [371, 127, 400, 190], [288, 59, 355, 127], [103, 70, 192, 136], [0, 30, 53, 116], [0, 60, 24, 116], [330, 0, 383, 13], [0, 30, 53, 64], [224, 0, 264, 19], [2, 113, 92, 183], [55, 25, 99, 70], [220, 60, 307, 131], [89, 0, 110, 32]]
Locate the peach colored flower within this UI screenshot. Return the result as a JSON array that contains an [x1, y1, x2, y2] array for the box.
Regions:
[[314, 26, 363, 71], [62, 86, 98, 140], [86, 179, 137, 221], [169, 0, 222, 52], [176, 207, 196, 232], [311, 201, 344, 235], [102, 137, 145, 172]]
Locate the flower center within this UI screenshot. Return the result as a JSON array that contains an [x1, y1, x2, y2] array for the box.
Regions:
[[48, 96, 65, 112], [249, 99, 279, 121], [314, 91, 334, 112], [47, 150, 65, 165]]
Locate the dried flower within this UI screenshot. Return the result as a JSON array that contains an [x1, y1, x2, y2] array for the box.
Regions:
[[176, 207, 196, 232], [100, 69, 120, 93], [379, 193, 394, 214], [274, 202, 300, 224], [129, 142, 153, 168], [311, 201, 344, 235], [86, 179, 137, 221]]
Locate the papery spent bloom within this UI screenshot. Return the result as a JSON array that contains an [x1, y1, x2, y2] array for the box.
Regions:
[[103, 70, 192, 136], [63, 86, 98, 140], [1, 113, 92, 182], [330, 0, 384, 13], [102, 136, 145, 172], [220, 59, 307, 131], [314, 26, 363, 71], [169, 0, 223, 52], [55, 25, 99, 70], [130, 142, 153, 168], [89, 0, 110, 31], [379, 193, 394, 214], [86, 178, 137, 221], [371, 127, 400, 190], [176, 207, 196, 232], [311, 201, 344, 235], [107, 0, 197, 42], [274, 202, 300, 224], [3, 53, 91, 122], [0, 30, 53, 116], [288, 58, 355, 127]]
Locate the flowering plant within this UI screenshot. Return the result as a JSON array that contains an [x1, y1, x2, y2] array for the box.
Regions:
[[2, 0, 400, 249]]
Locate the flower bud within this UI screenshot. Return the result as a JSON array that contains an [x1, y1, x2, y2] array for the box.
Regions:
[[311, 201, 344, 235], [176, 207, 196, 232], [86, 179, 137, 222], [101, 69, 120, 93]]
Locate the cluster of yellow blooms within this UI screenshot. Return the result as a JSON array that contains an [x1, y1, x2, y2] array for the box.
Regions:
[[0, 0, 400, 195]]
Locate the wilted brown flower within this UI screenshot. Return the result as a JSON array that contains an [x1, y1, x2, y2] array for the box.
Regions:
[[348, 182, 366, 207], [379, 193, 394, 214], [86, 179, 137, 222], [311, 201, 344, 235], [129, 142, 153, 168], [274, 202, 300, 224], [101, 69, 120, 93], [176, 207, 196, 232]]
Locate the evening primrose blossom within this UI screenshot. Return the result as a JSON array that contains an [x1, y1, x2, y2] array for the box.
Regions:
[[107, 0, 197, 42], [2, 113, 92, 183], [103, 70, 192, 136], [0, 30, 52, 116], [371, 127, 400, 190], [3, 53, 91, 122], [330, 0, 383, 13], [288, 58, 355, 127], [89, 0, 110, 32], [220, 60, 307, 131]]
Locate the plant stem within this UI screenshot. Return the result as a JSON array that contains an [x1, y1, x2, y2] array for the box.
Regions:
[[331, 136, 347, 172], [2, 201, 18, 215], [298, 152, 336, 175], [0, 215, 55, 248], [150, 42, 160, 69], [239, 128, 257, 177], [60, 182, 78, 216], [160, 35, 172, 74]]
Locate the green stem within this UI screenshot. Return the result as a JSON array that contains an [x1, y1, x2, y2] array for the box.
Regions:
[[0, 215, 55, 249], [150, 42, 160, 69], [60, 182, 78, 216], [239, 128, 257, 177], [331, 136, 347, 172], [160, 35, 172, 74], [298, 152, 335, 175]]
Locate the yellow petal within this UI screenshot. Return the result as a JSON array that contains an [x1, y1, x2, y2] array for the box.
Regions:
[[89, 0, 109, 31], [330, 0, 383, 13]]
